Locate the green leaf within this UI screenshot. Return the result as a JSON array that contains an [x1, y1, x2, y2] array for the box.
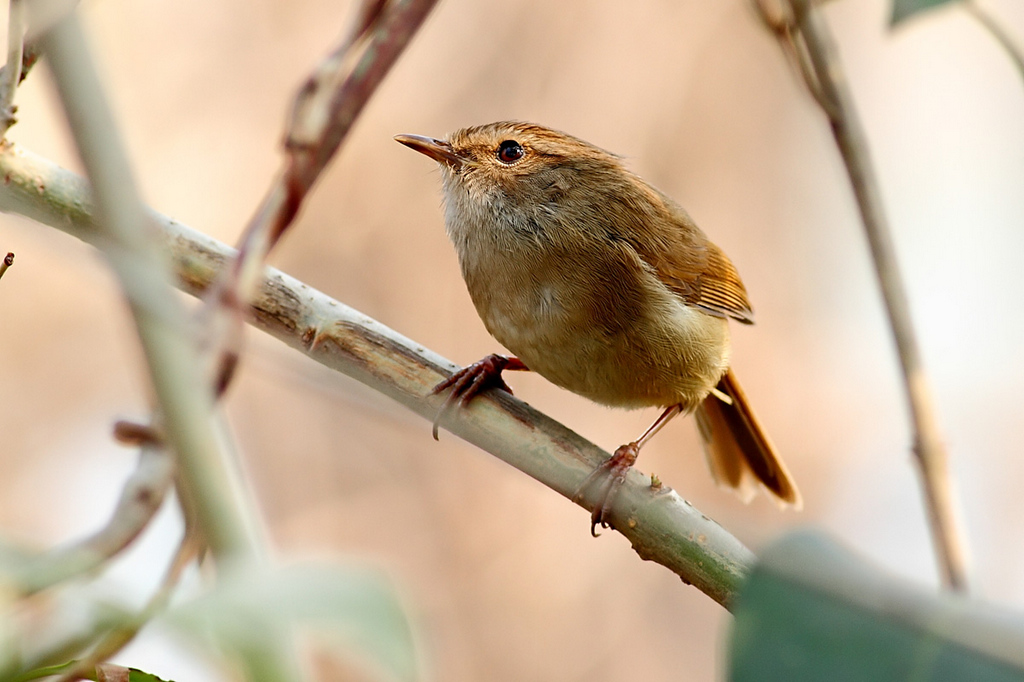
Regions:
[[125, 666, 176, 682], [728, 532, 1024, 681], [891, 0, 961, 25], [164, 562, 417, 681]]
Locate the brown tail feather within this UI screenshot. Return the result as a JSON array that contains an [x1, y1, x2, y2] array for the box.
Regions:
[[694, 369, 801, 508]]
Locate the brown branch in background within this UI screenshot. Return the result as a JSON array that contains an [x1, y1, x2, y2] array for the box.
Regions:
[[207, 0, 439, 394], [0, 251, 13, 279], [0, 144, 756, 609], [771, 0, 971, 590], [112, 419, 163, 447], [964, 1, 1024, 83], [18, 42, 38, 81]]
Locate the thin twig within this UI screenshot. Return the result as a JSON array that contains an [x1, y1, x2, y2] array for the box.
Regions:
[[1, 601, 137, 680], [273, 0, 437, 249], [964, 1, 1024, 83], [2, 531, 200, 682], [207, 0, 439, 394], [0, 143, 756, 609], [0, 41, 39, 90], [0, 251, 13, 279], [781, 0, 970, 590], [751, 0, 837, 117], [0, 0, 25, 134], [52, 531, 202, 682], [10, 442, 173, 596]]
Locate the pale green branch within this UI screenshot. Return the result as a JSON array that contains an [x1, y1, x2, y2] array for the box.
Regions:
[[38, 7, 263, 565], [35, 10, 300, 680]]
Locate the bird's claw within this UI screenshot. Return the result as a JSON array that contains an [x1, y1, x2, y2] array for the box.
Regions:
[[573, 442, 639, 536], [429, 354, 517, 439]]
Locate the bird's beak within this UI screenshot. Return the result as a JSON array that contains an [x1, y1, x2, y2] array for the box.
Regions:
[[394, 134, 463, 169]]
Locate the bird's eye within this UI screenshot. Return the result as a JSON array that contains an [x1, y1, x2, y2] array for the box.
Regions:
[[496, 140, 524, 164]]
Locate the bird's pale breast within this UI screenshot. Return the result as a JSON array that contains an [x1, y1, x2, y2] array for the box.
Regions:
[[459, 233, 732, 411]]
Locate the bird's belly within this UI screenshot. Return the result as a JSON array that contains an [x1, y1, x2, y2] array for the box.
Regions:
[[476, 282, 731, 410]]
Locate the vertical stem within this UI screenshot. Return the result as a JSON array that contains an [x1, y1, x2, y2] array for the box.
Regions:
[[38, 10, 262, 563], [39, 11, 302, 677], [789, 0, 970, 590]]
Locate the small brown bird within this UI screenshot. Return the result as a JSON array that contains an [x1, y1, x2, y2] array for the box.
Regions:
[[396, 122, 800, 533]]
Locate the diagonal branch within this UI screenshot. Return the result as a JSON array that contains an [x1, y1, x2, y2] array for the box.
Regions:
[[0, 142, 756, 610], [242, 0, 438, 260], [779, 0, 971, 590]]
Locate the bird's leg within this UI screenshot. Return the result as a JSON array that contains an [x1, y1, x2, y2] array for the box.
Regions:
[[430, 354, 529, 439], [575, 404, 684, 536]]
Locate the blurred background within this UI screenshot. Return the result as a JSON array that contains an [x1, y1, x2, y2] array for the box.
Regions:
[[0, 0, 1022, 679]]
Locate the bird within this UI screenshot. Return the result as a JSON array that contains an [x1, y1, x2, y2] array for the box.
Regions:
[[395, 121, 800, 534]]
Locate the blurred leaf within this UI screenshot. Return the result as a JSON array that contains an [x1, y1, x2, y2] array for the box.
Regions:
[[728, 532, 1024, 681], [891, 0, 960, 25], [0, 538, 38, 586], [164, 562, 416, 681], [6, 661, 76, 682]]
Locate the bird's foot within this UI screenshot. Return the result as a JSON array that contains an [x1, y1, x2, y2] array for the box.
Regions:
[[429, 354, 527, 439], [574, 442, 639, 536]]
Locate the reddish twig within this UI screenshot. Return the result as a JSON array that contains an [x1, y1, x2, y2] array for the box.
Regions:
[[0, 251, 13, 279], [206, 0, 439, 394]]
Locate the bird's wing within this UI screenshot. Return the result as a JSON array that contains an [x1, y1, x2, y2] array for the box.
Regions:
[[637, 199, 755, 324]]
